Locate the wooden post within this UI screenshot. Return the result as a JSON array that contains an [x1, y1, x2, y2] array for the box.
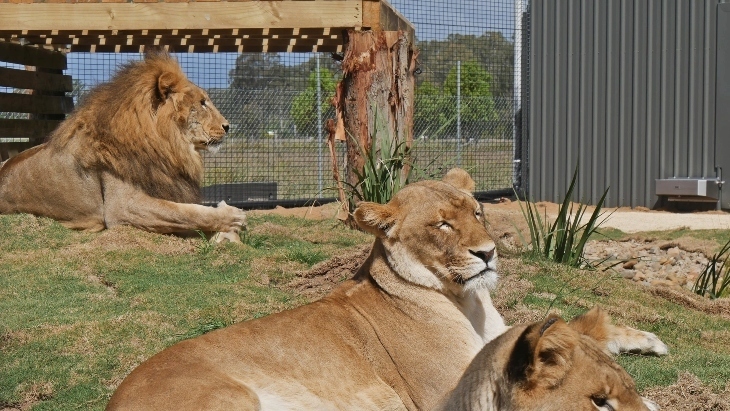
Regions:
[[327, 29, 417, 225]]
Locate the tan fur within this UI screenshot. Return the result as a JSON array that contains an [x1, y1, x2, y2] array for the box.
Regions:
[[438, 307, 661, 411], [106, 169, 508, 411], [0, 50, 246, 235]]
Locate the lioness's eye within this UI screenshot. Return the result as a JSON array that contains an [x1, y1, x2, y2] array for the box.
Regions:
[[591, 396, 614, 411], [437, 221, 452, 231], [201, 99, 207, 107]]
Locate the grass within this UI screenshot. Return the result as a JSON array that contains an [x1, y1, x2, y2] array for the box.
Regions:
[[202, 138, 514, 199], [1, 212, 729, 409], [515, 167, 610, 268]]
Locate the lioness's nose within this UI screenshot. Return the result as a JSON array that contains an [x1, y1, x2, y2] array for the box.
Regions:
[[222, 124, 230, 133], [469, 247, 495, 263]]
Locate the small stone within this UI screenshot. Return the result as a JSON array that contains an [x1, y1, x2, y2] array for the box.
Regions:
[[651, 279, 674, 288], [623, 259, 638, 269], [621, 271, 636, 280], [633, 272, 646, 282]]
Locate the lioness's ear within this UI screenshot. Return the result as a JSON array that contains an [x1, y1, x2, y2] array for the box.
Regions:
[[525, 316, 576, 388], [442, 168, 476, 193], [354, 202, 396, 238], [157, 71, 180, 100], [568, 306, 611, 346]]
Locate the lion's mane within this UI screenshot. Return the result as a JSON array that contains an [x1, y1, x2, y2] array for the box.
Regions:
[[49, 51, 202, 203]]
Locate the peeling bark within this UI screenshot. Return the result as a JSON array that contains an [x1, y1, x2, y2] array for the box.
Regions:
[[327, 29, 416, 224]]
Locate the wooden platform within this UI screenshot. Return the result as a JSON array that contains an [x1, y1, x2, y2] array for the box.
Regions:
[[0, 0, 413, 53]]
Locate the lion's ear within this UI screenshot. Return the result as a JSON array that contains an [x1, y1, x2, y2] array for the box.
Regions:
[[157, 71, 181, 100], [354, 202, 396, 238], [528, 316, 576, 388], [442, 168, 475, 193], [568, 306, 611, 345]]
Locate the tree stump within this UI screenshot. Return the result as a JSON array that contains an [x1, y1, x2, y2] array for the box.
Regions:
[[326, 29, 417, 227]]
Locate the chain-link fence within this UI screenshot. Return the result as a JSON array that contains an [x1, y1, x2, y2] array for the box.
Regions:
[[2, 1, 525, 205]]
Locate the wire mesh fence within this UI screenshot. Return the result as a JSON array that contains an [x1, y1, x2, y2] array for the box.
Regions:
[[2, 0, 524, 204]]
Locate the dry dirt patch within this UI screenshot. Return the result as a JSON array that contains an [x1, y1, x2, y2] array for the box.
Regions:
[[643, 372, 730, 411]]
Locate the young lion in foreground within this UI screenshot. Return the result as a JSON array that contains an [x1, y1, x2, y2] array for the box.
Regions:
[[438, 307, 661, 411], [0, 51, 246, 237], [106, 169, 665, 411]]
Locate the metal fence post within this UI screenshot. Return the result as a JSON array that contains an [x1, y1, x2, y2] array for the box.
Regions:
[[456, 60, 461, 167], [316, 55, 323, 195]]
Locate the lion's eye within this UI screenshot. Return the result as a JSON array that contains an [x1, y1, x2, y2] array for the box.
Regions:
[[437, 221, 452, 231], [200, 99, 207, 107]]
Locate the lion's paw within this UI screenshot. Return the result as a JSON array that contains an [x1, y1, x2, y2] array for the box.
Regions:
[[607, 328, 669, 357], [642, 397, 660, 411], [211, 230, 242, 244], [216, 201, 247, 232]]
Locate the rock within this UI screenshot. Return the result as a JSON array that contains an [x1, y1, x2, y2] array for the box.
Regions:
[[651, 279, 674, 288], [621, 271, 636, 280], [623, 259, 639, 269], [583, 239, 710, 292], [633, 272, 647, 282]]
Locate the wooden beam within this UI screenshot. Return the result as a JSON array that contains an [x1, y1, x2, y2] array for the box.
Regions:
[[0, 67, 72, 93], [0, 119, 60, 140], [361, 0, 414, 37], [0, 93, 73, 115], [0, 42, 66, 69], [0, 2, 363, 32]]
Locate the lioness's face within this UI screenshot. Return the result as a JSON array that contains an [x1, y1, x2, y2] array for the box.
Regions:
[[183, 86, 230, 152], [355, 170, 497, 294], [512, 334, 657, 411]]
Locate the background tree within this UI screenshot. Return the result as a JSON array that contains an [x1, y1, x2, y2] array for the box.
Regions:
[[290, 67, 337, 137]]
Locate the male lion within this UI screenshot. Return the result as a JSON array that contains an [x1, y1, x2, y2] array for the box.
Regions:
[[106, 169, 665, 411], [0, 51, 246, 236], [438, 307, 661, 411]]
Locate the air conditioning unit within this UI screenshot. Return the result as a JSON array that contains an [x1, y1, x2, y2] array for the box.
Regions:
[[655, 178, 720, 202]]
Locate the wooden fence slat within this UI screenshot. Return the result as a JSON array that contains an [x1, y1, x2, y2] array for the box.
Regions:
[[0, 119, 60, 139], [0, 42, 67, 70], [0, 67, 72, 93], [0, 93, 73, 115]]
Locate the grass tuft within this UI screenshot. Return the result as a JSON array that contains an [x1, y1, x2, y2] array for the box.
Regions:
[[514, 166, 611, 268], [693, 238, 730, 299]]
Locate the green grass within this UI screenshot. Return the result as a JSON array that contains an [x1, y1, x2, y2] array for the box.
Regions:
[[202, 138, 514, 199], [1, 212, 729, 409], [0, 213, 369, 410]]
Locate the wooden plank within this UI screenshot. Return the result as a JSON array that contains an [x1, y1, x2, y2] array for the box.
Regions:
[[0, 119, 60, 139], [0, 67, 72, 93], [1, 27, 349, 38], [57, 42, 344, 54], [0, 42, 66, 70], [9, 31, 347, 44], [362, 0, 381, 29], [379, 0, 414, 40], [0, 93, 73, 115], [0, 1, 363, 31]]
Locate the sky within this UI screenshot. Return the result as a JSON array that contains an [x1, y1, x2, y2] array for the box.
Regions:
[[65, 0, 519, 89]]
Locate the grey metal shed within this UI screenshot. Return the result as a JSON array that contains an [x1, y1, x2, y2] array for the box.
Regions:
[[525, 0, 729, 209]]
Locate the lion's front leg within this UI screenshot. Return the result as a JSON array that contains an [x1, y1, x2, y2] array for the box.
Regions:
[[101, 175, 247, 235]]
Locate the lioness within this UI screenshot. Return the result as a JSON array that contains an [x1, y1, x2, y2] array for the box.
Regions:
[[438, 307, 660, 411], [0, 51, 246, 237], [106, 169, 665, 410]]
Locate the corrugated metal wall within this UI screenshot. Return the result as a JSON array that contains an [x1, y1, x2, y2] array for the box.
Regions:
[[527, 0, 720, 208]]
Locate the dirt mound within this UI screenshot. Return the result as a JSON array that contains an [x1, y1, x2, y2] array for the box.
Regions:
[[643, 373, 730, 410], [649, 288, 730, 320], [287, 245, 371, 298], [63, 225, 197, 256]]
